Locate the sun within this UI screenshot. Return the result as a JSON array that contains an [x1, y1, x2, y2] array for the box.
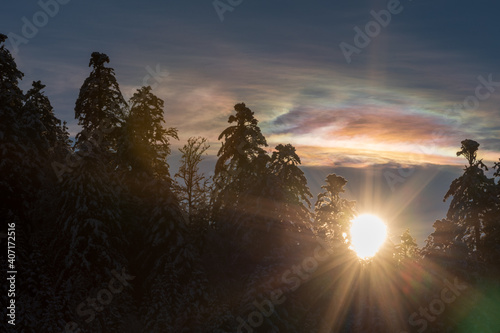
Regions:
[[350, 214, 388, 259]]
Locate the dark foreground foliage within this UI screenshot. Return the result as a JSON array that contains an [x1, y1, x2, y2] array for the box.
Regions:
[[1, 34, 499, 332]]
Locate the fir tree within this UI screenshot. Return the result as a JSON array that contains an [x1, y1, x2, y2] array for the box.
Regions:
[[212, 102, 268, 218], [314, 174, 356, 248], [0, 33, 30, 220], [139, 178, 210, 332], [118, 86, 178, 180], [423, 218, 469, 275], [0, 35, 73, 332], [482, 158, 500, 269], [74, 52, 127, 159], [444, 139, 497, 256], [50, 151, 133, 333], [394, 229, 419, 267], [25, 80, 70, 160], [268, 143, 313, 234]]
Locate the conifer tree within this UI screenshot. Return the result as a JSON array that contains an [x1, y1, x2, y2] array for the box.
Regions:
[[41, 52, 135, 332], [212, 102, 268, 217], [116, 86, 179, 276], [394, 229, 419, 266], [269, 143, 313, 232], [24, 80, 70, 160], [423, 218, 469, 275], [0, 33, 30, 220], [314, 174, 356, 248], [74, 52, 127, 160], [139, 178, 210, 332], [482, 159, 500, 268], [119, 86, 178, 180], [0, 35, 74, 332], [50, 151, 133, 333], [444, 139, 497, 255]]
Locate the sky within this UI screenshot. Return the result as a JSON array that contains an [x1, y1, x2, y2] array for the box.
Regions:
[[2, 0, 500, 244]]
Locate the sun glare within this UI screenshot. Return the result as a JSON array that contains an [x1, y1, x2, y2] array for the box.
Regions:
[[350, 214, 388, 259]]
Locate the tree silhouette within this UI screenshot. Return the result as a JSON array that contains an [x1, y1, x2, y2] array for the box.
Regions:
[[24, 80, 70, 161], [269, 143, 313, 236], [0, 35, 63, 333], [74, 52, 127, 158], [51, 151, 133, 332], [444, 139, 497, 256], [118, 86, 178, 180], [4, 39, 500, 332], [483, 158, 500, 268], [394, 229, 419, 267], [174, 136, 211, 251], [212, 102, 268, 217], [314, 173, 356, 247], [0, 33, 29, 220], [174, 136, 210, 219]]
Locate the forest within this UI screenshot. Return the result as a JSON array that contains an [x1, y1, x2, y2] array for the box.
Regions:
[[1, 33, 500, 332]]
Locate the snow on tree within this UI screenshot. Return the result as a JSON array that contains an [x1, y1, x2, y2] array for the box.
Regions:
[[268, 143, 313, 234], [139, 177, 210, 332], [482, 158, 500, 268], [0, 33, 31, 220], [116, 86, 180, 285], [212, 102, 268, 218], [0, 34, 74, 333], [118, 86, 178, 181], [48, 150, 133, 333], [74, 52, 127, 159], [422, 218, 470, 276], [0, 36, 49, 331], [444, 139, 498, 256], [45, 57, 135, 330], [22, 80, 71, 193], [314, 174, 356, 248], [24, 80, 71, 161]]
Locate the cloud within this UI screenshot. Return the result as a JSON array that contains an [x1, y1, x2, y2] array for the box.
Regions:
[[4, 0, 500, 167]]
